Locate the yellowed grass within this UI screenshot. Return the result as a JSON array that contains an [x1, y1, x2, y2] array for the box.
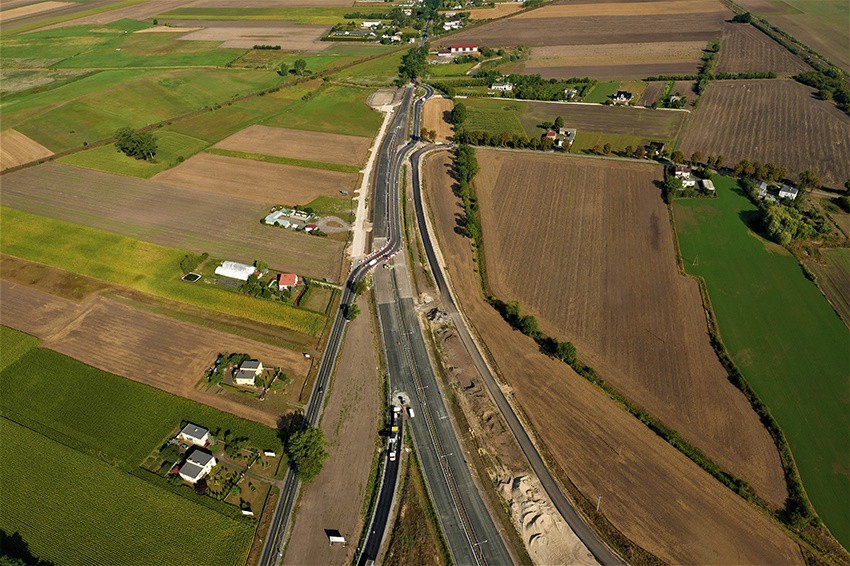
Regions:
[[465, 3, 523, 20], [513, 0, 726, 19], [529, 41, 706, 67], [0, 1, 72, 21], [0, 129, 53, 171]]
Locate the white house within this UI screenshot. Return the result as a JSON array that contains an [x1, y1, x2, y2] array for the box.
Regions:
[[490, 82, 513, 92], [778, 185, 799, 200], [361, 21, 382, 28], [702, 179, 715, 192], [215, 261, 255, 281], [179, 448, 217, 484], [612, 90, 633, 104], [234, 359, 263, 386], [178, 423, 210, 447], [264, 209, 291, 227], [443, 20, 463, 30], [563, 87, 578, 100], [449, 44, 478, 54], [674, 165, 690, 179], [758, 181, 769, 199], [681, 176, 697, 188]]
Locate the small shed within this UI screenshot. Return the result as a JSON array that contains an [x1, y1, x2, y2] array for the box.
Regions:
[[215, 261, 255, 281], [702, 179, 715, 192]]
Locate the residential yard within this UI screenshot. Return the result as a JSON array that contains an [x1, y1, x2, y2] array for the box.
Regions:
[[0, 419, 255, 566], [673, 175, 850, 547]]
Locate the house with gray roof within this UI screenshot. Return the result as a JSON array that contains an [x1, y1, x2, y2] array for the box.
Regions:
[[179, 448, 217, 484], [178, 423, 210, 447]]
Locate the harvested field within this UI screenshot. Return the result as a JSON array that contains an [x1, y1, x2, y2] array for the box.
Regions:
[[423, 151, 803, 564], [519, 41, 704, 80], [0, 1, 72, 21], [34, 0, 197, 30], [471, 149, 785, 505], [465, 3, 522, 20], [2, 162, 345, 280], [421, 96, 454, 143], [169, 19, 329, 50], [284, 296, 380, 565], [190, 0, 355, 6], [716, 23, 810, 75], [0, 280, 310, 427], [810, 248, 850, 328], [154, 152, 359, 204], [520, 100, 686, 140], [679, 80, 850, 188], [214, 125, 372, 167], [0, 128, 52, 170]]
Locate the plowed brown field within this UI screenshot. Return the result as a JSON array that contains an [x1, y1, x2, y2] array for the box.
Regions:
[[423, 150, 802, 564], [679, 79, 850, 188], [154, 152, 359, 204], [716, 23, 810, 75], [0, 129, 52, 171], [171, 20, 328, 50], [0, 279, 310, 427], [214, 125, 372, 167], [422, 97, 453, 143]]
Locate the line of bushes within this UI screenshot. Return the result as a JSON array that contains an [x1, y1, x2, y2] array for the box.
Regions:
[[645, 71, 777, 82]]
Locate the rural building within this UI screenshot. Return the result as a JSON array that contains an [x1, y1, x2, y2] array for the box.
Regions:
[[779, 185, 799, 200], [443, 20, 463, 30], [264, 210, 291, 227], [702, 179, 715, 192], [612, 90, 633, 104], [558, 127, 576, 147], [178, 423, 210, 447], [215, 261, 255, 282], [304, 224, 318, 232], [674, 165, 690, 178], [277, 273, 299, 290], [564, 87, 578, 100], [179, 448, 217, 484], [490, 82, 513, 92], [263, 450, 277, 457], [234, 359, 263, 386], [450, 44, 478, 54], [758, 181, 769, 199], [291, 210, 312, 221], [361, 21, 382, 28], [682, 176, 697, 188]]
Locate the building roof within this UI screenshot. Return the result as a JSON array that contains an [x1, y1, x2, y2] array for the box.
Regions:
[[215, 261, 255, 281], [450, 43, 477, 49], [676, 165, 689, 173], [278, 273, 298, 286], [702, 179, 715, 190], [180, 462, 206, 481], [779, 185, 799, 197], [615, 90, 633, 98], [186, 448, 215, 468], [240, 360, 262, 371], [180, 423, 209, 440]]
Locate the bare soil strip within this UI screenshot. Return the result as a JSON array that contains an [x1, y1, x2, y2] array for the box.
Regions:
[[0, 129, 53, 171], [679, 80, 850, 189], [423, 151, 803, 564], [214, 125, 372, 167], [512, 0, 726, 18], [0, 279, 311, 427]]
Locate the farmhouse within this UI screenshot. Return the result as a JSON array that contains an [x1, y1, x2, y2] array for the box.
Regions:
[[178, 423, 210, 447], [778, 185, 799, 200], [490, 82, 514, 92], [564, 87, 578, 100], [264, 210, 291, 227], [675, 166, 696, 188], [443, 20, 463, 30], [215, 261, 255, 282], [612, 90, 633, 104], [450, 44, 478, 54], [361, 21, 382, 28], [234, 359, 263, 386], [701, 179, 716, 192], [277, 273, 299, 290], [179, 448, 217, 484]]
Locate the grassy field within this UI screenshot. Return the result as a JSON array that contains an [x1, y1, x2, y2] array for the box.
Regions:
[[0, 207, 326, 336], [1, 418, 254, 566], [673, 175, 850, 547], [206, 147, 360, 173], [331, 49, 406, 87], [426, 61, 477, 77], [584, 81, 620, 103], [158, 6, 390, 25], [0, 326, 38, 372], [1, 21, 141, 68], [464, 98, 528, 136], [59, 131, 210, 178], [1, 68, 283, 151], [0, 328, 281, 468], [264, 84, 383, 137]]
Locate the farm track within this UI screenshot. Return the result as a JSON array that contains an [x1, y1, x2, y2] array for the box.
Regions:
[[679, 80, 850, 188], [423, 150, 805, 565]]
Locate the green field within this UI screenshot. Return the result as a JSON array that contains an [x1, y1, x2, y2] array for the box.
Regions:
[[570, 131, 649, 153], [1, 418, 253, 566], [584, 81, 620, 103], [1, 22, 138, 68], [0, 326, 38, 372], [463, 98, 528, 136], [0, 207, 326, 336], [0, 328, 281, 469], [265, 84, 383, 137], [158, 6, 390, 25], [59, 131, 210, 178], [206, 147, 360, 173], [426, 61, 477, 77], [2, 1, 149, 36], [673, 175, 850, 547], [331, 49, 406, 87], [1, 68, 283, 151]]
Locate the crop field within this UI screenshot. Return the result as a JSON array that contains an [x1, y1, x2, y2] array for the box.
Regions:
[[154, 152, 360, 203], [465, 2, 523, 20], [464, 99, 527, 137], [470, 149, 786, 504], [808, 248, 850, 328], [331, 49, 406, 87], [214, 125, 372, 167], [158, 6, 388, 25], [674, 175, 850, 547], [0, 1, 74, 22], [1, 419, 254, 566], [735, 0, 849, 72], [0, 206, 330, 334], [0, 326, 38, 372], [12, 1, 201, 34], [59, 130, 209, 178], [679, 80, 850, 188], [0, 128, 52, 170], [1, 67, 283, 152], [1, 164, 346, 282], [716, 23, 810, 75], [0, 282, 311, 426], [422, 96, 454, 143], [423, 151, 804, 565], [169, 20, 329, 50], [435, 0, 731, 79], [265, 84, 383, 137]]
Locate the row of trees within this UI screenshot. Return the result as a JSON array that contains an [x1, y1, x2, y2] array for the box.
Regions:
[[278, 59, 308, 77], [794, 68, 850, 113], [398, 43, 429, 84]]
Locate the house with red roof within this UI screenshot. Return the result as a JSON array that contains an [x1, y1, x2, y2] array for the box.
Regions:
[[449, 44, 478, 54], [276, 273, 299, 291]]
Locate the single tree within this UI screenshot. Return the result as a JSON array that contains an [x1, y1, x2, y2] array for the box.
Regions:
[[553, 115, 564, 129], [670, 150, 684, 163], [279, 62, 290, 76], [345, 303, 361, 320], [293, 59, 307, 75], [690, 151, 703, 165], [602, 143, 612, 155], [286, 426, 329, 483], [798, 169, 820, 190], [451, 102, 467, 125]]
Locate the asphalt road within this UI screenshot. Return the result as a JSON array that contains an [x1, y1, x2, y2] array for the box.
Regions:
[[409, 144, 624, 566], [358, 416, 402, 565]]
